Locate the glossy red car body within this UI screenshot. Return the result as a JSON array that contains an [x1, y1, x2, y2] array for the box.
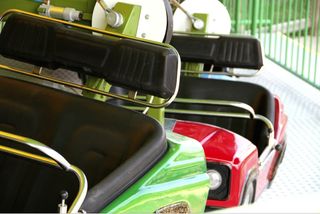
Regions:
[[170, 96, 288, 208]]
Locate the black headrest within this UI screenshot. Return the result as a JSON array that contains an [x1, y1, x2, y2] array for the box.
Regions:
[[171, 34, 263, 69], [0, 13, 179, 99]]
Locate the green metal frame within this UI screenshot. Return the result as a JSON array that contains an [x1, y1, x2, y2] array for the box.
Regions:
[[221, 0, 320, 90], [105, 2, 141, 35], [0, 0, 96, 24], [82, 2, 142, 102], [181, 12, 208, 77]]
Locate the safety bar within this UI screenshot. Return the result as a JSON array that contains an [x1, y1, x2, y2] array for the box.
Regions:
[[165, 98, 275, 164], [0, 9, 181, 108], [166, 98, 273, 132], [0, 130, 88, 213]]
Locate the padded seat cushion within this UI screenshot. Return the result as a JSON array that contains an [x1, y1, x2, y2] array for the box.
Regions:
[[0, 13, 179, 99], [0, 76, 166, 212], [167, 76, 274, 154], [170, 34, 263, 69]]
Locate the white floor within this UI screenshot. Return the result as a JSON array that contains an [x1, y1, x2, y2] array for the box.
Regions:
[[240, 59, 320, 204]]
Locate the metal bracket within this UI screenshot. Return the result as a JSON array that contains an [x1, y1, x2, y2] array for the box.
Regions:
[[32, 66, 43, 75], [128, 90, 138, 100]]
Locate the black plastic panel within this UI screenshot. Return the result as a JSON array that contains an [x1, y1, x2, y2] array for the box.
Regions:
[[0, 14, 179, 99], [171, 34, 263, 69]]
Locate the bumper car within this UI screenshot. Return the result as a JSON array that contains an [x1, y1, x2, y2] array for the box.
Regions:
[[165, 0, 288, 208], [0, 9, 209, 213]]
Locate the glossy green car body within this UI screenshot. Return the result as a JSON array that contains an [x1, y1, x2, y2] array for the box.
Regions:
[[103, 131, 209, 213]]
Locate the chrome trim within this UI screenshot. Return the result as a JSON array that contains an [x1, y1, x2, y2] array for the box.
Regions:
[[255, 114, 276, 165], [166, 108, 253, 119], [255, 114, 274, 136], [0, 9, 181, 108], [0, 130, 88, 213], [0, 130, 71, 170], [69, 165, 88, 213], [173, 98, 256, 117], [181, 68, 260, 77], [165, 108, 274, 134]]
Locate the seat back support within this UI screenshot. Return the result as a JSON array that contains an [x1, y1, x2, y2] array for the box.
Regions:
[[171, 33, 263, 71], [0, 10, 180, 107]]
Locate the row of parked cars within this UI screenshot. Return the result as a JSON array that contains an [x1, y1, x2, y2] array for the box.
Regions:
[[0, 0, 287, 213]]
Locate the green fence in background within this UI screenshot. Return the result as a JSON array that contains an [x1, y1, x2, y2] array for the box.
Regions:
[[221, 0, 320, 90]]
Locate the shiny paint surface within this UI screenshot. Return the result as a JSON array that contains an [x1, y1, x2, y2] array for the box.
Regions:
[[171, 120, 258, 207], [170, 97, 288, 208], [102, 131, 210, 213]]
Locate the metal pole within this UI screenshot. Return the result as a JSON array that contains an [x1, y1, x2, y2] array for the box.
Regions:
[[285, 0, 292, 66], [280, 0, 286, 64], [274, 0, 281, 59], [315, 0, 320, 33], [269, 0, 275, 57], [302, 0, 310, 76], [251, 0, 260, 36], [290, 0, 298, 70], [296, 0, 304, 75], [308, 0, 316, 81], [234, 0, 240, 33], [313, 0, 320, 86]]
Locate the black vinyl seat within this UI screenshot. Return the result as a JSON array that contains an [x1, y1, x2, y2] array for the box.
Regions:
[[167, 76, 275, 155], [0, 76, 166, 212]]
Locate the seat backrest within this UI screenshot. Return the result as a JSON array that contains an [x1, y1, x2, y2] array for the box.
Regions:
[[0, 13, 179, 99], [167, 76, 274, 155], [170, 34, 263, 69]]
